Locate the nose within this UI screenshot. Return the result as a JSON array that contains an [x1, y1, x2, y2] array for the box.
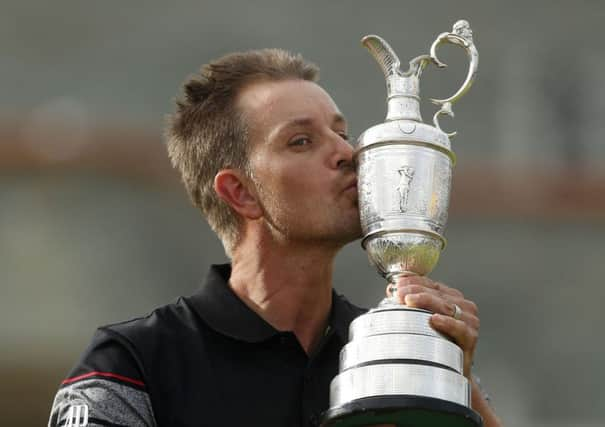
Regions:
[[331, 135, 355, 171]]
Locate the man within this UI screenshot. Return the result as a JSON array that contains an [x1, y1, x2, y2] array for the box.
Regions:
[[49, 49, 501, 426]]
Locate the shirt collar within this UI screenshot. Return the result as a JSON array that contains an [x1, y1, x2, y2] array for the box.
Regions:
[[185, 264, 363, 344], [186, 264, 277, 342]]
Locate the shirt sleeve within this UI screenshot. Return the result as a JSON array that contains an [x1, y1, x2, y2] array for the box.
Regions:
[[48, 327, 156, 427]]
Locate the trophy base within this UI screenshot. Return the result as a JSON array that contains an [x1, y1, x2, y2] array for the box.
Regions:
[[321, 395, 483, 427]]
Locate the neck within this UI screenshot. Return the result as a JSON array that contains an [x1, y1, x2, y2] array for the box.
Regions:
[[229, 235, 339, 354]]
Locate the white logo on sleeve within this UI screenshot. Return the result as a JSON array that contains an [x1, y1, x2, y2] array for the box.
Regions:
[[64, 404, 89, 427]]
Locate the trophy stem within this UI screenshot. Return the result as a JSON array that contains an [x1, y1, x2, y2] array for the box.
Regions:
[[379, 271, 419, 307]]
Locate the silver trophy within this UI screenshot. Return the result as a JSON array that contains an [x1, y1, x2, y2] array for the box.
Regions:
[[323, 20, 480, 427]]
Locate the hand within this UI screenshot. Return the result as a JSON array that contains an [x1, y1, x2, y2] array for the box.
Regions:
[[387, 276, 479, 378]]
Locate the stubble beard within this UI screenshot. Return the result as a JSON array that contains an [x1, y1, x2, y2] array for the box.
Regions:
[[256, 186, 362, 249]]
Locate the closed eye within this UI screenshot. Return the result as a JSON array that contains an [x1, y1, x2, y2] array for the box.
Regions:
[[338, 132, 350, 141]]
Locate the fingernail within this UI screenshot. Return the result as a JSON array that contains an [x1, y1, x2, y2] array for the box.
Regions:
[[404, 294, 418, 305]]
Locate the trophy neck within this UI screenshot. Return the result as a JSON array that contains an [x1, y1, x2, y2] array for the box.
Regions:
[[385, 75, 422, 122], [387, 271, 418, 284]]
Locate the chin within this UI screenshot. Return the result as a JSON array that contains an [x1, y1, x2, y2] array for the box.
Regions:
[[334, 222, 363, 245], [348, 227, 364, 242]]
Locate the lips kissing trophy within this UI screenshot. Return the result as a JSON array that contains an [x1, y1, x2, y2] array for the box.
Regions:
[[323, 20, 480, 427]]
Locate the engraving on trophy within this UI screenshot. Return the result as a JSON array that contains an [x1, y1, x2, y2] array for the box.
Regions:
[[432, 157, 452, 225], [398, 122, 416, 134], [396, 166, 415, 213], [358, 155, 381, 226], [359, 178, 373, 223]]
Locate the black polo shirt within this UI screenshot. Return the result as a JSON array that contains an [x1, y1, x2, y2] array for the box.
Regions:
[[48, 264, 365, 427]]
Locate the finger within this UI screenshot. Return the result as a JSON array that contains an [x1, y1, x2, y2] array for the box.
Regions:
[[403, 292, 480, 328], [430, 313, 478, 376], [459, 298, 479, 317], [396, 276, 463, 298], [393, 282, 477, 317], [434, 281, 464, 299], [458, 310, 480, 332], [430, 313, 477, 348], [393, 283, 478, 321], [403, 291, 456, 316], [397, 284, 451, 301]]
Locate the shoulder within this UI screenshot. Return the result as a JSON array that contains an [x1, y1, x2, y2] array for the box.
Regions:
[[49, 326, 155, 426], [49, 298, 208, 426], [103, 297, 202, 351], [93, 296, 214, 381]]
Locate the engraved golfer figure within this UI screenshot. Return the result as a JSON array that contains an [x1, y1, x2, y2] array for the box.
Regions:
[[396, 166, 415, 212]]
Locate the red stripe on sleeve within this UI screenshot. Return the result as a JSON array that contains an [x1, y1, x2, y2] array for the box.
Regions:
[[62, 371, 145, 387]]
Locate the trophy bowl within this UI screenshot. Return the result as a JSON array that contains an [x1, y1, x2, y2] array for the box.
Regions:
[[363, 231, 443, 280], [355, 105, 457, 282]]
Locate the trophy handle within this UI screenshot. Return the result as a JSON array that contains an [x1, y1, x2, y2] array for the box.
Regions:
[[361, 21, 478, 137], [429, 20, 479, 137]]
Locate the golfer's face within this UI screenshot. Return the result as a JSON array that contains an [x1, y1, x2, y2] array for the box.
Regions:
[[237, 79, 361, 244]]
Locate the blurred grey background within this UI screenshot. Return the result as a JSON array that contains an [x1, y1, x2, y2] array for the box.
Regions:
[[2, 1, 604, 425]]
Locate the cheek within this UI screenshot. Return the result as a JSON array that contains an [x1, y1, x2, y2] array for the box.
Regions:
[[263, 163, 319, 193], [251, 153, 330, 207], [284, 169, 327, 200]]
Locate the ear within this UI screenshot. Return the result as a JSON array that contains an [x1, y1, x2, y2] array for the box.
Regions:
[[214, 169, 262, 220]]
